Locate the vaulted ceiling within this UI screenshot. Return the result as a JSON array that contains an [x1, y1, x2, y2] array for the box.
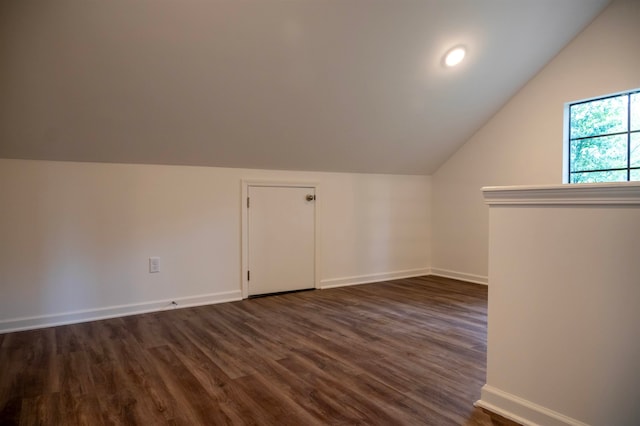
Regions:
[[0, 0, 610, 174]]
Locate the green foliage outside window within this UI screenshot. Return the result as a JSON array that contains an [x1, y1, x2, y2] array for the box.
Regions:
[[568, 91, 640, 183]]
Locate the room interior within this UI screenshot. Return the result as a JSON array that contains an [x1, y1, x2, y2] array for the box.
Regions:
[[1, 0, 639, 424]]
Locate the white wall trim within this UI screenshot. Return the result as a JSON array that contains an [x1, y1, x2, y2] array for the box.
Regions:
[[430, 268, 488, 285], [1, 269, 483, 334], [319, 268, 431, 289], [483, 182, 640, 206], [475, 385, 589, 426], [241, 179, 321, 299], [0, 290, 242, 334]]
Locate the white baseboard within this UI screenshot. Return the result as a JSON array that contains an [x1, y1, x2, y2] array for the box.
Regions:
[[0, 290, 242, 334], [1, 268, 483, 333], [430, 268, 488, 285], [319, 268, 431, 289], [475, 385, 588, 426]]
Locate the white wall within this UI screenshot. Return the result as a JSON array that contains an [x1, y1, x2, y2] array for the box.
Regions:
[[478, 183, 640, 426], [431, 0, 640, 282], [0, 159, 431, 332]]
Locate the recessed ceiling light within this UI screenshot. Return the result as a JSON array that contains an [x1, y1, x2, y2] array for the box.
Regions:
[[444, 46, 466, 67]]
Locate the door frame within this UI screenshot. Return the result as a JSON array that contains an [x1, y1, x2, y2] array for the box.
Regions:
[[241, 179, 320, 299]]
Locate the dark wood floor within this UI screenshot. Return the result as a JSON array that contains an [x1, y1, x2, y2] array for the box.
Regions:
[[0, 276, 492, 425]]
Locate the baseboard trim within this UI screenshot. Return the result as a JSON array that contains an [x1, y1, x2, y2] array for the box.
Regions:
[[1, 269, 483, 333], [319, 268, 431, 289], [430, 268, 488, 285], [0, 290, 242, 334], [475, 385, 588, 426]]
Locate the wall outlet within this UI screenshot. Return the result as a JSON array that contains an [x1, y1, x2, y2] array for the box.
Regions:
[[149, 257, 160, 273]]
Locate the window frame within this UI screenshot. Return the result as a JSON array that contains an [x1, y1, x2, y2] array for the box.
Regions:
[[565, 88, 640, 184]]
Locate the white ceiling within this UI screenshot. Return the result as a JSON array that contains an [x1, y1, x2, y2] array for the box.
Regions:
[[0, 0, 610, 175]]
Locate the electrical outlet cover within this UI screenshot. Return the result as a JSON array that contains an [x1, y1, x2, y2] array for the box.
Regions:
[[149, 257, 160, 273]]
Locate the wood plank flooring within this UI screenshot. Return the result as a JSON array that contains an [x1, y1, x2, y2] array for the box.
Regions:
[[0, 276, 492, 425]]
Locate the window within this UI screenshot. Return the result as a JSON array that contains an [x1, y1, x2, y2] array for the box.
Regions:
[[567, 89, 640, 183]]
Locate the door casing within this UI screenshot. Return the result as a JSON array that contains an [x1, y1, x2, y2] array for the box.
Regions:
[[241, 179, 320, 299]]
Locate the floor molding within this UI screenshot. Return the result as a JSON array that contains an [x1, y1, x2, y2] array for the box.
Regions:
[[319, 268, 431, 289], [0, 290, 242, 334], [475, 385, 588, 426], [2, 269, 484, 333], [430, 268, 488, 285]]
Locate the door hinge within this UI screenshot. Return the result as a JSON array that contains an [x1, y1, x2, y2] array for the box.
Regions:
[[247, 270, 250, 281], [247, 197, 250, 208]]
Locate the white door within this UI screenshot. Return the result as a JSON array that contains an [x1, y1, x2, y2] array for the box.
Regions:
[[247, 185, 315, 296]]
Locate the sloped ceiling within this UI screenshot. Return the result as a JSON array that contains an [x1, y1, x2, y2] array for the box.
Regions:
[[0, 0, 610, 175]]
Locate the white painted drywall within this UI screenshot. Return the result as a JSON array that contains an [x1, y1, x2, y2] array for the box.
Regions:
[[0, 0, 609, 175], [0, 159, 431, 332], [478, 183, 640, 426], [431, 0, 640, 281]]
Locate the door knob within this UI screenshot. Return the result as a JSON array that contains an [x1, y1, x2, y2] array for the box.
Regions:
[[306, 194, 315, 201]]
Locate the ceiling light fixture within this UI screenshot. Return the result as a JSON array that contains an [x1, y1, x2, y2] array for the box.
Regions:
[[444, 46, 466, 67]]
